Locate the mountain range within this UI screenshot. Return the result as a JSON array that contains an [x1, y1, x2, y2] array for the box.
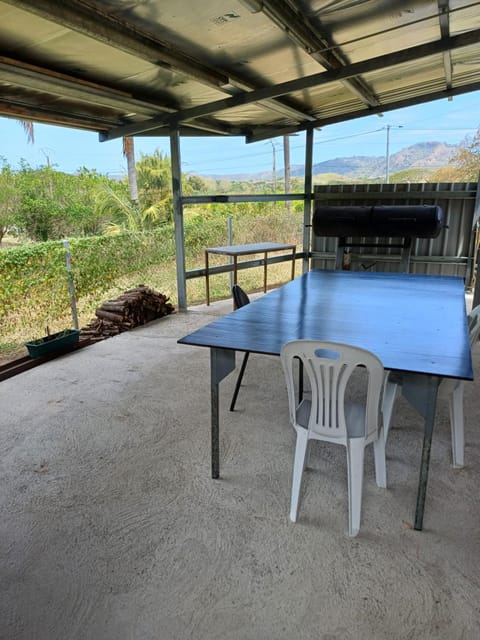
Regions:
[[207, 142, 459, 181]]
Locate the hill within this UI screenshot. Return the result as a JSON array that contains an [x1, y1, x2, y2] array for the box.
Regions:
[[304, 141, 458, 179], [205, 142, 459, 181]]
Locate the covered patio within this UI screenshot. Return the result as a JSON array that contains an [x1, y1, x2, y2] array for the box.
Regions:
[[1, 294, 479, 638], [2, 1, 480, 308], [2, 3, 480, 637]]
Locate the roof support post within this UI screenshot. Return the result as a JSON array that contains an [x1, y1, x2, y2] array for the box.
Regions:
[[472, 177, 480, 309], [169, 126, 187, 310], [302, 128, 314, 273]]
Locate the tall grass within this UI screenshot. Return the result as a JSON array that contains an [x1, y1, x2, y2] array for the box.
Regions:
[[0, 207, 304, 358]]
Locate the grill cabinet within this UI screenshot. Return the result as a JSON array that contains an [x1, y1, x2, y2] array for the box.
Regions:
[[312, 205, 443, 271]]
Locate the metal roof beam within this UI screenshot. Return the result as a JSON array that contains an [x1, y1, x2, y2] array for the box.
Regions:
[[438, 0, 453, 89], [245, 80, 480, 143], [249, 0, 380, 107], [0, 99, 120, 129], [100, 28, 480, 141], [5, 0, 229, 89], [0, 95, 243, 137], [0, 54, 252, 137], [5, 0, 314, 125], [0, 57, 244, 137], [0, 55, 171, 116]]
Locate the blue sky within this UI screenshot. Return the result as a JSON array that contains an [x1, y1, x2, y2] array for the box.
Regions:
[[1, 91, 479, 177]]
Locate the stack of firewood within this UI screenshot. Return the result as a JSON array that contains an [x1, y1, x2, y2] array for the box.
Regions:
[[81, 285, 175, 341]]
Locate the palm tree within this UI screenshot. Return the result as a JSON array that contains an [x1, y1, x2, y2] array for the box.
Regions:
[[19, 120, 35, 144], [123, 136, 139, 203], [95, 186, 165, 234]]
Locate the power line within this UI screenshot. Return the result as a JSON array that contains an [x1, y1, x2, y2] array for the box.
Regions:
[[133, 122, 479, 173]]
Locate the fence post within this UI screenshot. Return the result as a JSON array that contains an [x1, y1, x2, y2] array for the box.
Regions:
[[227, 216, 233, 289], [63, 240, 79, 330]]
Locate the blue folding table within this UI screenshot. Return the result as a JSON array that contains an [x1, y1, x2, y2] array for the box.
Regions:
[[179, 269, 473, 530]]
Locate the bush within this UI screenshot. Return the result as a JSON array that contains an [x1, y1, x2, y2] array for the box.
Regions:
[[0, 227, 175, 339], [0, 207, 303, 351]]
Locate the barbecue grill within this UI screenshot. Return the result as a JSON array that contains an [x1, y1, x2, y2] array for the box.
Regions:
[[312, 205, 444, 271]]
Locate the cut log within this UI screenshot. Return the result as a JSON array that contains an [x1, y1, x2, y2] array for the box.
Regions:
[[81, 286, 175, 342], [100, 301, 129, 314], [95, 309, 125, 323]]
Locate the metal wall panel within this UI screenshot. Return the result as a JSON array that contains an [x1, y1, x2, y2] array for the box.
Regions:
[[311, 182, 479, 287]]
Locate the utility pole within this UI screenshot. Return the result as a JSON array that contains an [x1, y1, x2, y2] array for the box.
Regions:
[[385, 125, 392, 183], [385, 125, 403, 183], [283, 135, 291, 211], [269, 140, 277, 193]]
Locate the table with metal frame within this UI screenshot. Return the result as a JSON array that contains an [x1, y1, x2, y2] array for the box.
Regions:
[[179, 269, 473, 531], [204, 242, 296, 305]]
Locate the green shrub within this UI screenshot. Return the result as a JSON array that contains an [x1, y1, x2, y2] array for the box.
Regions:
[[0, 227, 175, 338], [0, 207, 303, 350]]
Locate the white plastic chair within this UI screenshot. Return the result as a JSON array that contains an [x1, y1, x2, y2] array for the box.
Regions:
[[383, 304, 480, 468], [280, 340, 387, 537]]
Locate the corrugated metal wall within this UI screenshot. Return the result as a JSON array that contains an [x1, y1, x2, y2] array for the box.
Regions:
[[311, 182, 479, 287]]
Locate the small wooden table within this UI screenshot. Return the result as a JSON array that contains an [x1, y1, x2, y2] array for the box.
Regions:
[[204, 242, 296, 305]]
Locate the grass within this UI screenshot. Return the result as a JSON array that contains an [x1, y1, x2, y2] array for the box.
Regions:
[[0, 208, 304, 361], [0, 250, 299, 364]]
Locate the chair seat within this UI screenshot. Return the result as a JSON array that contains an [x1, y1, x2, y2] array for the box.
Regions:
[[296, 398, 366, 438]]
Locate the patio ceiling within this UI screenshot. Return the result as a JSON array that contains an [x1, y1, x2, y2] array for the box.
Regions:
[[0, 1, 479, 144]]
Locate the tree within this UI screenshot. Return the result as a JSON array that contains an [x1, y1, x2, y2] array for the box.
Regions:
[[123, 136, 139, 203], [136, 149, 173, 221], [19, 120, 34, 144], [14, 162, 57, 240], [95, 185, 167, 234], [429, 165, 463, 183], [447, 128, 480, 181], [0, 161, 20, 244], [185, 173, 207, 193], [70, 168, 118, 235], [13, 162, 122, 240], [96, 149, 203, 230]]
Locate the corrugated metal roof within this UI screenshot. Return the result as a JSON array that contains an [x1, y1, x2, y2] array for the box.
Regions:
[[0, 0, 479, 142]]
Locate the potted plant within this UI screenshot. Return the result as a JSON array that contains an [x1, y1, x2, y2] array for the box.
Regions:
[[25, 326, 80, 358]]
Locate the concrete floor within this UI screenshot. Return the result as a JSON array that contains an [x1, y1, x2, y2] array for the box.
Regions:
[[1, 295, 480, 640]]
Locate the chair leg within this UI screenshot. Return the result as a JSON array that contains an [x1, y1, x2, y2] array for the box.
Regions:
[[304, 440, 311, 471], [449, 383, 465, 468], [346, 438, 365, 537], [229, 352, 250, 411], [382, 379, 399, 440], [290, 427, 309, 522], [373, 427, 387, 489]]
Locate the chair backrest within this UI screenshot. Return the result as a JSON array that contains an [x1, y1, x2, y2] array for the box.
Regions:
[[281, 340, 384, 440], [232, 284, 250, 310], [469, 304, 480, 346]]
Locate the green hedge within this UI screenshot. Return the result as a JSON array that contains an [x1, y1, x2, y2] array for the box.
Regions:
[[0, 228, 171, 331], [0, 209, 301, 345], [0, 217, 230, 335]]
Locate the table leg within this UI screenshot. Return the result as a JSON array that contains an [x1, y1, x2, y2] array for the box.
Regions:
[[414, 379, 438, 531], [210, 348, 236, 478], [233, 256, 238, 285], [401, 374, 439, 531], [263, 251, 268, 292], [211, 378, 220, 478], [205, 250, 210, 306]]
